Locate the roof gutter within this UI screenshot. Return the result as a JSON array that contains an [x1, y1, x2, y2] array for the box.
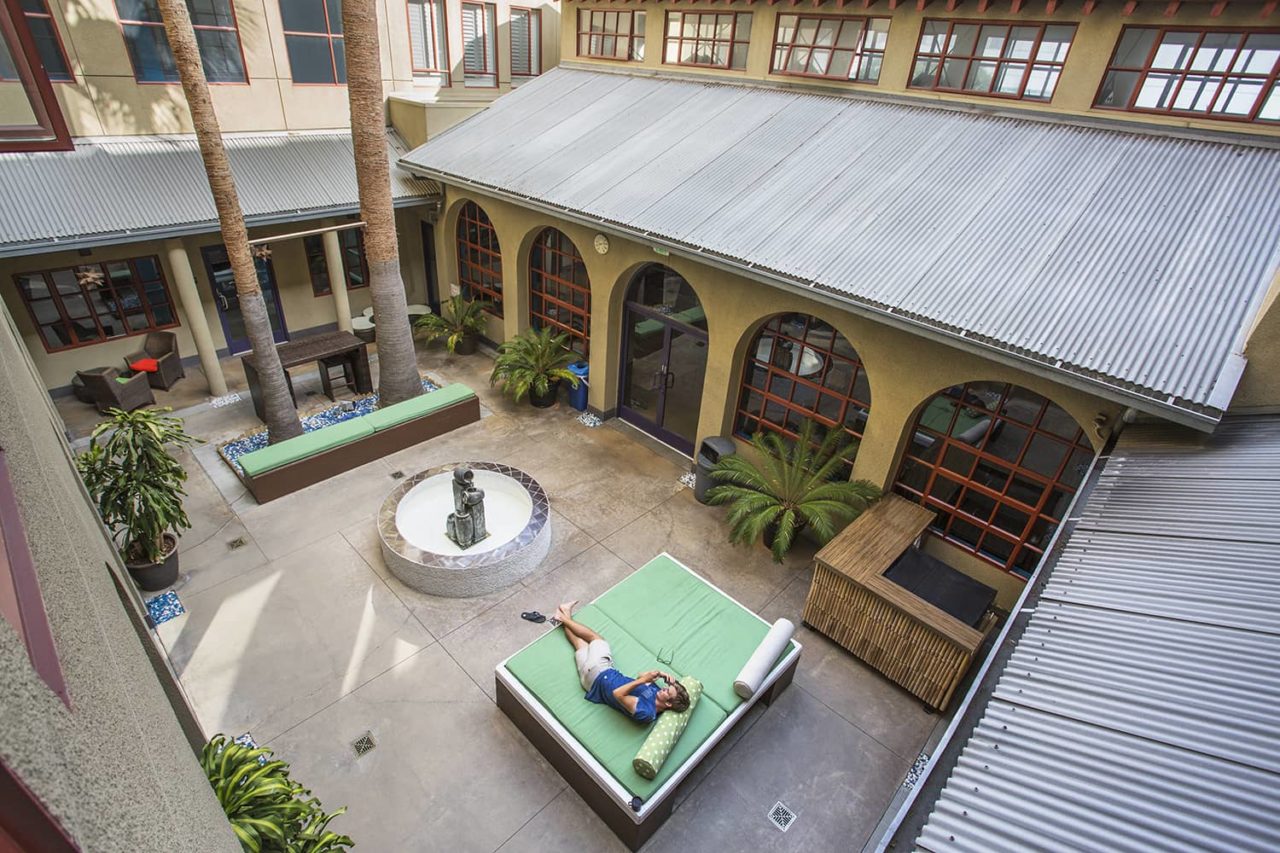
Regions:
[[399, 165, 1223, 433]]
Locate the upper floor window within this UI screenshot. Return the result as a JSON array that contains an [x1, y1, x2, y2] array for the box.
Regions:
[[16, 0, 71, 82], [577, 9, 645, 62], [664, 12, 751, 71], [772, 14, 889, 83], [461, 1, 496, 87], [909, 19, 1075, 101], [279, 0, 345, 84], [1095, 27, 1280, 123], [115, 0, 247, 83], [407, 0, 448, 83], [0, 2, 71, 150], [510, 7, 541, 80], [15, 257, 178, 352], [305, 230, 368, 296]]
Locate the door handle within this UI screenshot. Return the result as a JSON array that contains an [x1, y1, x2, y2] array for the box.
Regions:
[[664, 370, 676, 390], [650, 369, 665, 391]]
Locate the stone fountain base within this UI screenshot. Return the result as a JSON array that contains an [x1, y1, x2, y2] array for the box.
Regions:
[[377, 462, 551, 598]]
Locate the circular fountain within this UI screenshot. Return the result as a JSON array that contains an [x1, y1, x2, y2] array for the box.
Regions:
[[378, 462, 551, 598]]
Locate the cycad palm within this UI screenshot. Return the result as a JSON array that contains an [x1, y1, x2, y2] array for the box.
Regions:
[[706, 420, 880, 562], [490, 327, 580, 402]]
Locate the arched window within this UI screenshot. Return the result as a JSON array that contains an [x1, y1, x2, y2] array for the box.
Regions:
[[529, 228, 590, 356], [456, 201, 502, 313], [734, 313, 870, 464], [894, 382, 1094, 580]]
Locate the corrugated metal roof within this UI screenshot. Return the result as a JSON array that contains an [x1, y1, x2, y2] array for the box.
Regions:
[[915, 416, 1280, 853], [401, 67, 1280, 424], [0, 130, 439, 256]]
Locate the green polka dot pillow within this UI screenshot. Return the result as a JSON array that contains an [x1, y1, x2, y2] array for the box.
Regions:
[[632, 677, 703, 781]]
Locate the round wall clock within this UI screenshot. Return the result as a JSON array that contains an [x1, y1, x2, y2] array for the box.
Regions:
[[593, 233, 610, 255]]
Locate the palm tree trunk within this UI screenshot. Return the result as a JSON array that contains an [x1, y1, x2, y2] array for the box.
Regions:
[[157, 0, 302, 443], [341, 0, 423, 406]]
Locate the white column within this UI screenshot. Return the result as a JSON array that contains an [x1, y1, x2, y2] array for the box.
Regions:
[[323, 229, 353, 333], [164, 239, 227, 396]]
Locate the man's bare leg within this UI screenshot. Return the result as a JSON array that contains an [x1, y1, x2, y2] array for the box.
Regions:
[[557, 601, 602, 644]]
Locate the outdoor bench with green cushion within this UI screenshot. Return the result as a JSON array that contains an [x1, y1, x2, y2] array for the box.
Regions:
[[496, 553, 801, 851], [237, 382, 480, 503]]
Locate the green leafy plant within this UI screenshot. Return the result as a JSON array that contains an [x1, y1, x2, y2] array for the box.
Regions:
[[202, 735, 353, 853], [706, 419, 881, 562], [489, 326, 580, 402], [76, 407, 200, 564], [414, 293, 488, 352]]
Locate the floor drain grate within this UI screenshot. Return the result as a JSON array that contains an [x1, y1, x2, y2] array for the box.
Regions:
[[352, 732, 376, 757], [767, 801, 797, 833], [390, 470, 405, 480], [227, 536, 247, 550]]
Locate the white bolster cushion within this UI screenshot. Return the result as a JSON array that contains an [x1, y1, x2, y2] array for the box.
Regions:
[[733, 618, 796, 699]]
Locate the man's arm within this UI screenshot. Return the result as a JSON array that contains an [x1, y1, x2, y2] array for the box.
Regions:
[[612, 670, 662, 715]]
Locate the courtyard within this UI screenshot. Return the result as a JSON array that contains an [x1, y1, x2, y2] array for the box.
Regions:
[[73, 345, 942, 851]]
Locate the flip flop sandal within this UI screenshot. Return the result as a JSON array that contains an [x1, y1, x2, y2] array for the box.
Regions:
[[520, 611, 546, 623]]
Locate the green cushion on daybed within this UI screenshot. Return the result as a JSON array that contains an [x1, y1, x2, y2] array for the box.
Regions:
[[239, 418, 374, 478], [505, 604, 727, 799], [363, 383, 476, 432]]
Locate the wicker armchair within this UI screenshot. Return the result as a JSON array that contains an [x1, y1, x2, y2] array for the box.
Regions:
[[124, 331, 185, 390], [77, 367, 154, 414]]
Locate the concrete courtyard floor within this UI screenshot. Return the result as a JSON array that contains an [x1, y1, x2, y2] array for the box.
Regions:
[[69, 346, 941, 851]]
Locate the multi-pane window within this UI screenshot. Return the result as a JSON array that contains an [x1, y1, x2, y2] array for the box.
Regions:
[[0, 2, 71, 150], [735, 313, 871, 467], [14, 0, 71, 81], [577, 9, 645, 61], [461, 1, 496, 87], [510, 7, 541, 81], [772, 15, 889, 83], [664, 12, 751, 70], [894, 382, 1093, 580], [304, 230, 368, 296], [407, 0, 449, 83], [16, 257, 178, 352], [1095, 27, 1280, 123], [529, 228, 590, 357], [910, 19, 1075, 101], [280, 0, 345, 84], [115, 0, 246, 83], [456, 201, 502, 313]]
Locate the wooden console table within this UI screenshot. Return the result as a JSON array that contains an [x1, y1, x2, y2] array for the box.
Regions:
[[241, 331, 373, 422], [802, 495, 997, 711]]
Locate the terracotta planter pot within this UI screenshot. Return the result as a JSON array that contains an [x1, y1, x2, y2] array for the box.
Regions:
[[529, 381, 559, 408], [125, 533, 179, 592], [453, 333, 478, 355]]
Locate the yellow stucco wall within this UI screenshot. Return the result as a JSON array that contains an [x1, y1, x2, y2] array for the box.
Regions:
[[562, 0, 1280, 140], [436, 186, 1127, 607], [1233, 268, 1280, 411]]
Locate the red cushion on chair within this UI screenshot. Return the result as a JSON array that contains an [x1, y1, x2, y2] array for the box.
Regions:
[[130, 358, 159, 373]]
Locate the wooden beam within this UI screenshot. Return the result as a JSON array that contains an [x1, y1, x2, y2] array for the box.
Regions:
[[1046, 0, 1058, 12], [888, 0, 902, 9], [947, 0, 961, 9], [1262, 0, 1276, 17], [917, 0, 930, 10], [1082, 0, 1097, 13], [1163, 0, 1179, 15], [1122, 0, 1138, 14], [1011, 0, 1024, 11], [1209, 0, 1228, 15]]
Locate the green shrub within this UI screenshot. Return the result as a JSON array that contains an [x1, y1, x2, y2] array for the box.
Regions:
[[414, 294, 488, 352], [489, 327, 580, 402]]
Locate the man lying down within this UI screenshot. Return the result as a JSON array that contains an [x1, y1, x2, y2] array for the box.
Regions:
[[557, 601, 690, 723]]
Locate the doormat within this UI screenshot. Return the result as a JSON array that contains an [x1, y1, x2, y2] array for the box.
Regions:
[[145, 591, 185, 626]]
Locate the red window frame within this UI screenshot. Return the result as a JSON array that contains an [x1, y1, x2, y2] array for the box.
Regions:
[[114, 0, 249, 85], [15, 257, 181, 353], [406, 0, 450, 83], [893, 382, 1094, 580], [0, 0, 71, 151], [1094, 26, 1280, 124], [770, 13, 889, 83], [909, 18, 1076, 102], [12, 0, 72, 82], [304, 229, 369, 297], [461, 1, 497, 87], [576, 9, 645, 62], [663, 11, 751, 71], [456, 201, 502, 315], [734, 313, 871, 467], [279, 0, 345, 86], [529, 227, 590, 357], [510, 5, 541, 78]]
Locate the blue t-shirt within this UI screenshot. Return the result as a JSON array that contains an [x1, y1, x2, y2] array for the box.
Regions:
[[585, 668, 659, 723]]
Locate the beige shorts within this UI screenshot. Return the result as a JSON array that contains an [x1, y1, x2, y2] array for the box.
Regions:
[[574, 639, 614, 691]]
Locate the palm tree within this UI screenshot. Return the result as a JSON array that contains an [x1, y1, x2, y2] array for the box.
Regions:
[[157, 0, 302, 442], [340, 0, 423, 406]]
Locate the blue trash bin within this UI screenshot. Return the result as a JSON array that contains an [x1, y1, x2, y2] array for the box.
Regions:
[[567, 361, 589, 411]]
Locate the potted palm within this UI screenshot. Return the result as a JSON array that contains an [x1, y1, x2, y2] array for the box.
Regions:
[[414, 293, 488, 355], [706, 419, 881, 562], [490, 327, 580, 407], [77, 407, 200, 591]]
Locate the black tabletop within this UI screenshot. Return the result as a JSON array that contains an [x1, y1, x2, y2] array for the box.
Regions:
[[883, 548, 997, 629]]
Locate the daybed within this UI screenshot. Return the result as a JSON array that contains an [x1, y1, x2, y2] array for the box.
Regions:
[[496, 553, 801, 850], [235, 383, 480, 503]]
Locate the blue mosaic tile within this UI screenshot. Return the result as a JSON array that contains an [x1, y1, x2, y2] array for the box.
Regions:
[[219, 378, 440, 472], [903, 752, 931, 789], [145, 590, 184, 626], [233, 732, 257, 749]]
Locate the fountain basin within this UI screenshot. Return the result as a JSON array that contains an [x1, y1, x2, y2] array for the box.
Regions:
[[378, 462, 550, 598]]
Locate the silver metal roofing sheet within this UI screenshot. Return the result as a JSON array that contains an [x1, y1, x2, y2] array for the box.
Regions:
[[402, 67, 1280, 418], [0, 130, 438, 256], [917, 416, 1280, 853]]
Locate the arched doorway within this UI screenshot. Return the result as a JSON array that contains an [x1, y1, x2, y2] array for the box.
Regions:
[[618, 264, 707, 454]]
